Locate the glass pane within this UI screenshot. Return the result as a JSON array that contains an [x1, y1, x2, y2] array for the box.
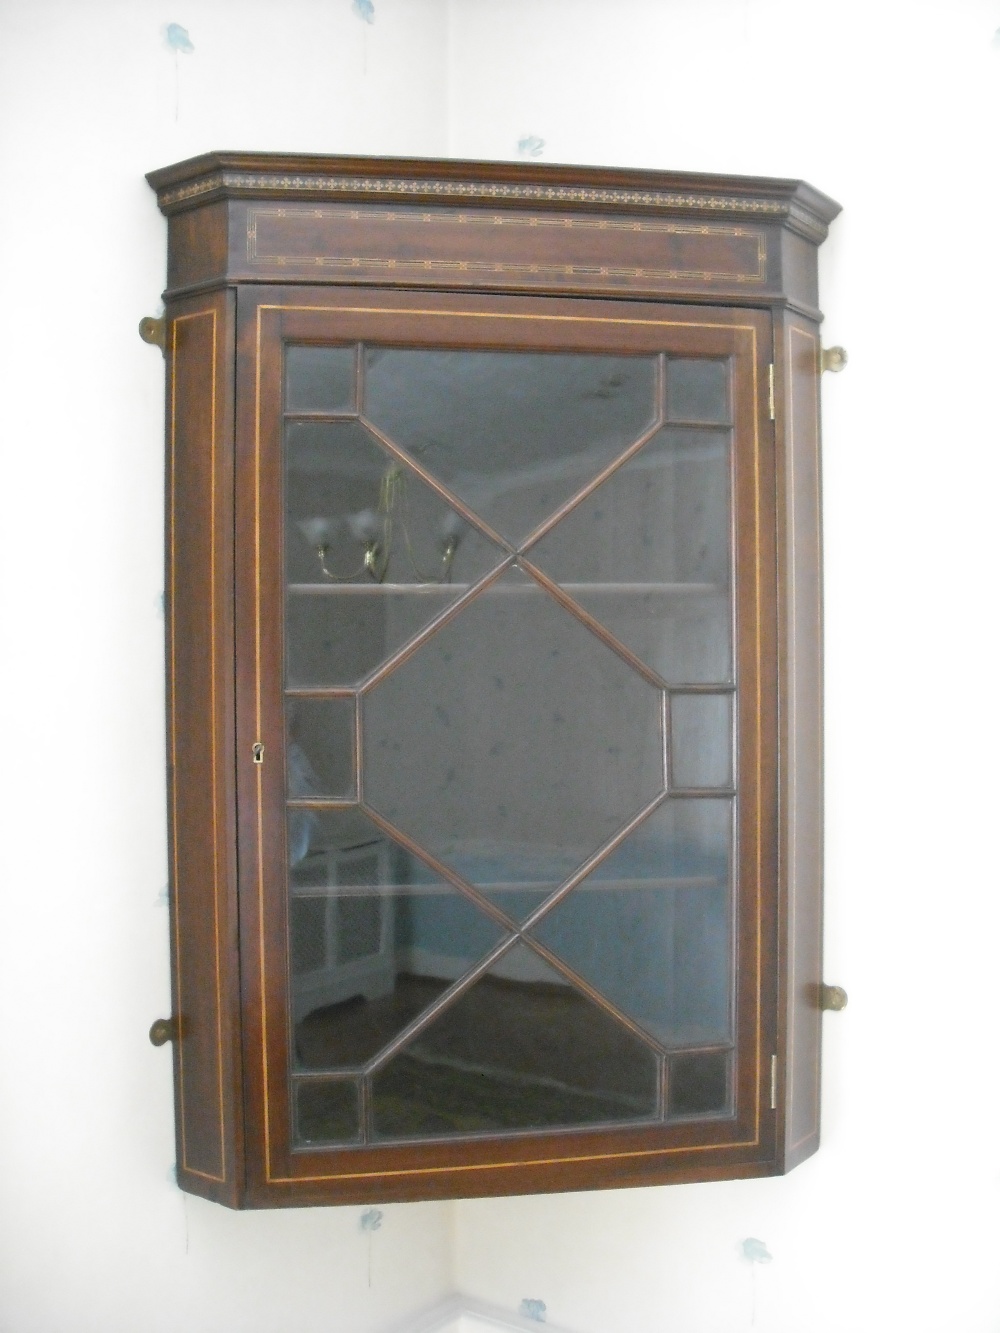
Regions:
[[285, 344, 356, 414], [529, 799, 732, 1045], [295, 1079, 360, 1145], [286, 419, 505, 687], [527, 428, 732, 684], [362, 567, 664, 899], [280, 339, 745, 1144], [363, 349, 658, 545], [286, 698, 355, 805], [667, 1051, 730, 1118], [290, 809, 508, 1066], [408, 850, 561, 927], [370, 944, 659, 1139], [671, 694, 733, 789], [666, 359, 730, 424]]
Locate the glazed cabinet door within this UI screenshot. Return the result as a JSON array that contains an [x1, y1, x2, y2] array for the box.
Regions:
[[233, 286, 777, 1205]]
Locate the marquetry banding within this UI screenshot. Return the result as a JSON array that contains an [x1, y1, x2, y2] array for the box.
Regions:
[[159, 169, 794, 218]]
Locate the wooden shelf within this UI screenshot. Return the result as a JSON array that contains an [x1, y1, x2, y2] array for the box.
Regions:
[[287, 581, 725, 597], [289, 875, 723, 897]]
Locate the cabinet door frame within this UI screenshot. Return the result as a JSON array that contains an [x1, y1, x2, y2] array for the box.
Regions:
[[232, 284, 777, 1206]]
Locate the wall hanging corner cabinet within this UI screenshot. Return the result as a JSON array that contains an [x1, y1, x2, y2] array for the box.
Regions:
[[148, 152, 840, 1209]]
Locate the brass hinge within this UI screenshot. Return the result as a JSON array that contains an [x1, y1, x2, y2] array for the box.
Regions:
[[139, 315, 167, 355], [768, 363, 776, 421], [770, 1054, 778, 1109]]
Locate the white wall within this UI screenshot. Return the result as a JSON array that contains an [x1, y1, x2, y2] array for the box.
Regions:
[[1, 2, 999, 1332], [448, 3, 1000, 1331], [0, 4, 454, 1332]]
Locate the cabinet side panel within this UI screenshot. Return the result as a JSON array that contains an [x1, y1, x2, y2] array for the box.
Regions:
[[166, 200, 231, 295], [166, 292, 242, 1203], [778, 230, 823, 321], [777, 316, 824, 1167]]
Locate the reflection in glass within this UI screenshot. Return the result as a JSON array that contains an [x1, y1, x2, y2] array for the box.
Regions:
[[296, 1079, 360, 1145], [407, 854, 562, 929], [529, 799, 732, 1046], [527, 428, 732, 684], [281, 342, 744, 1143], [371, 944, 659, 1138], [286, 698, 355, 809], [666, 358, 730, 424], [667, 1050, 730, 1117], [285, 420, 505, 587], [285, 344, 356, 414], [289, 809, 508, 1068], [363, 567, 664, 897], [363, 349, 658, 544], [671, 694, 733, 789], [285, 419, 505, 686]]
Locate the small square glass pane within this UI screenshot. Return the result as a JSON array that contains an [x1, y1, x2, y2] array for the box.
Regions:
[[666, 359, 730, 424], [295, 1079, 360, 1145], [286, 345, 356, 413], [667, 1050, 730, 1118], [671, 693, 733, 789], [286, 698, 355, 804]]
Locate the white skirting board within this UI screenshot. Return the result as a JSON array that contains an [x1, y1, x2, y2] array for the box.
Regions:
[[384, 1293, 581, 1333]]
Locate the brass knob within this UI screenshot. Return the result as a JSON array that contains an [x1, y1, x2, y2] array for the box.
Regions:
[[821, 345, 848, 373], [819, 984, 848, 1011], [149, 1017, 179, 1046]]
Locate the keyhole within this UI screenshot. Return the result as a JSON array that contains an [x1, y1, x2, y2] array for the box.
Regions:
[[252, 742, 264, 765]]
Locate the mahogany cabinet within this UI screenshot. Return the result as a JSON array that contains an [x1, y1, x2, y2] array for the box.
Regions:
[[146, 152, 840, 1208]]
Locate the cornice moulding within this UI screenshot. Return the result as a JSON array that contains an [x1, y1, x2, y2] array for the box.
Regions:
[[147, 152, 841, 243]]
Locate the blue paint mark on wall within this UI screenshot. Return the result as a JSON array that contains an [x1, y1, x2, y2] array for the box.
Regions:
[[519, 1299, 547, 1322], [353, 0, 375, 24], [165, 23, 194, 53], [518, 135, 545, 159], [360, 1207, 383, 1232]]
